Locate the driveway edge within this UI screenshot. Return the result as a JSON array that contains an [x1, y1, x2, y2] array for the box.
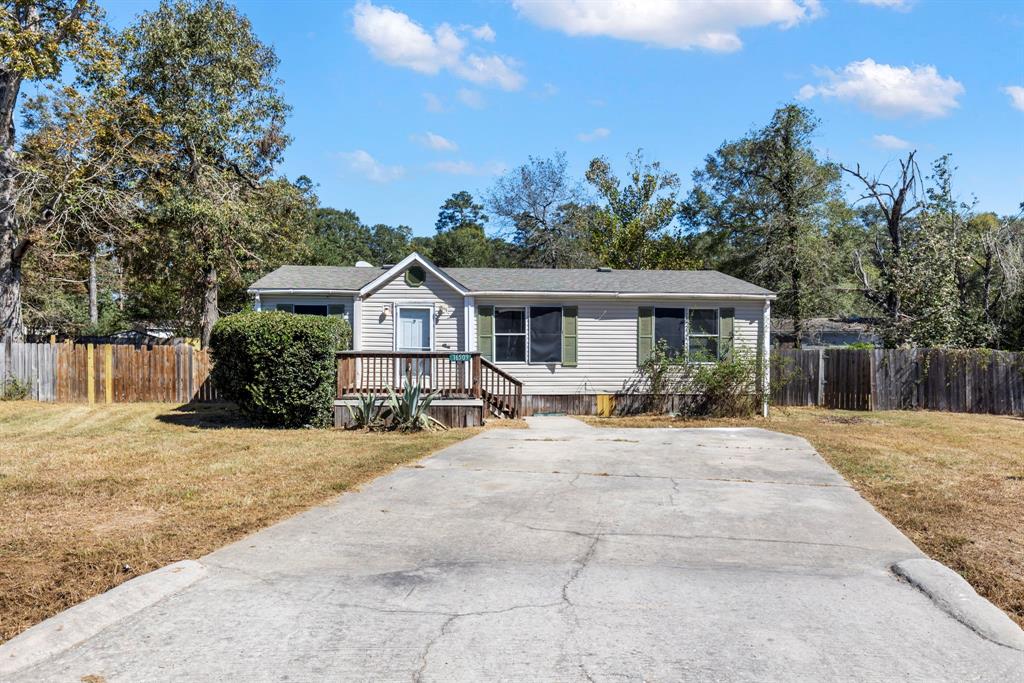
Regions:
[[892, 558, 1024, 651], [0, 560, 207, 676]]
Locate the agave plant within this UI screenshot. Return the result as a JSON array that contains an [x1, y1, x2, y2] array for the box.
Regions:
[[345, 393, 382, 429], [380, 385, 446, 432]]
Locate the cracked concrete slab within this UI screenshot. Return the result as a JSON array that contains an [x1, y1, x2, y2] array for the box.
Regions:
[[7, 417, 1023, 681]]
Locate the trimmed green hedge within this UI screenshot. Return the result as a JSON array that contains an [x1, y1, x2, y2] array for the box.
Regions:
[[210, 311, 351, 428]]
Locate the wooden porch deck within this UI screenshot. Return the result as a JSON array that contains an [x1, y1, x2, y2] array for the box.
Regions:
[[336, 351, 523, 424]]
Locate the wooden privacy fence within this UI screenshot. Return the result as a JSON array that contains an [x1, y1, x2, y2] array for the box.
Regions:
[[772, 348, 1024, 415], [1, 341, 219, 403]]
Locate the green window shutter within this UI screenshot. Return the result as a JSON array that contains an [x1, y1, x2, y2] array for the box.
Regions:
[[562, 306, 578, 367], [327, 304, 346, 317], [637, 306, 654, 364], [719, 307, 735, 359], [276, 303, 294, 313], [477, 305, 494, 361]]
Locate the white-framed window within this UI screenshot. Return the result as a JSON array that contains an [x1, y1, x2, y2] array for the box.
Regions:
[[494, 307, 526, 362], [277, 303, 346, 317], [491, 306, 565, 364], [689, 309, 719, 361], [652, 307, 719, 361]]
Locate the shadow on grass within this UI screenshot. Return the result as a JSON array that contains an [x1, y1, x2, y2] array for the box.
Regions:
[[156, 401, 257, 429]]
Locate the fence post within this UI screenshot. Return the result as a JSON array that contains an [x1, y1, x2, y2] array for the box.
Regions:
[[86, 343, 95, 404], [104, 345, 113, 403], [817, 348, 825, 406]]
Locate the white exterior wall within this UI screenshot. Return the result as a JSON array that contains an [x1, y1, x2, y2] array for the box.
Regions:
[[474, 296, 764, 395], [254, 283, 767, 396], [360, 272, 465, 352]]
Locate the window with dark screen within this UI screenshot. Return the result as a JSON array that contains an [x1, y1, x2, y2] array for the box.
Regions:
[[529, 307, 562, 363], [654, 308, 686, 357]]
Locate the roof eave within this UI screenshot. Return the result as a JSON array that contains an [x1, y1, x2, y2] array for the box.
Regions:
[[247, 287, 360, 295], [468, 290, 776, 300]]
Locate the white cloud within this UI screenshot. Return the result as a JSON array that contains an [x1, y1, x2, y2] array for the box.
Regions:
[[423, 92, 445, 112], [797, 58, 964, 118], [457, 88, 485, 109], [413, 131, 458, 151], [453, 54, 525, 90], [512, 0, 822, 53], [471, 24, 496, 41], [353, 2, 525, 90], [1003, 85, 1024, 112], [430, 160, 507, 176], [577, 127, 611, 142], [857, 0, 914, 10], [872, 134, 911, 150], [339, 150, 405, 183]]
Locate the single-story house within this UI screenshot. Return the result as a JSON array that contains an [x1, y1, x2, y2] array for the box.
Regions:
[[248, 253, 776, 422]]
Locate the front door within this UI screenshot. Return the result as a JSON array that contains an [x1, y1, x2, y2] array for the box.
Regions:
[[397, 307, 432, 386]]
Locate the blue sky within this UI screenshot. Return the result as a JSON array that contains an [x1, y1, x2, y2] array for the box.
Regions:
[[96, 0, 1023, 236]]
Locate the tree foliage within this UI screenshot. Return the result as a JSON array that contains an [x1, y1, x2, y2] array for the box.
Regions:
[[2, 0, 113, 340], [682, 105, 846, 346], [119, 0, 305, 346], [581, 150, 692, 269]]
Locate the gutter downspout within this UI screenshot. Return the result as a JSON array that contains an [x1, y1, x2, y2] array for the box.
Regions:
[[762, 298, 771, 418]]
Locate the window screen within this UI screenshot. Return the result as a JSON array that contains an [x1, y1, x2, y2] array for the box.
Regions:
[[529, 307, 562, 363], [654, 308, 686, 357], [688, 309, 719, 361], [494, 309, 526, 362], [294, 304, 328, 316]]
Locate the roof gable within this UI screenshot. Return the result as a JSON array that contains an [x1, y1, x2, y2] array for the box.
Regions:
[[358, 252, 468, 297]]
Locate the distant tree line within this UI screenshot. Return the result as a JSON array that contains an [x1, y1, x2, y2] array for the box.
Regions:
[[2, 1, 1022, 349]]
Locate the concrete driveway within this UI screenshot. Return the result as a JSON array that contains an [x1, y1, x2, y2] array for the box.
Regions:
[[6, 417, 1023, 681]]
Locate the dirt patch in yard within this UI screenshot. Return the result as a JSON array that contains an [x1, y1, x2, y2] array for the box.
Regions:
[[583, 408, 1024, 628], [0, 402, 493, 643]]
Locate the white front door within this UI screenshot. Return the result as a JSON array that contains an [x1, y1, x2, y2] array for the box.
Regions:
[[398, 308, 431, 351], [397, 307, 432, 386]]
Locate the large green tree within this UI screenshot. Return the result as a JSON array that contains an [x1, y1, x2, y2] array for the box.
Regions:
[[682, 105, 847, 346], [582, 150, 692, 270], [1, 0, 110, 340], [120, 0, 304, 346], [303, 207, 372, 266], [430, 191, 496, 267]]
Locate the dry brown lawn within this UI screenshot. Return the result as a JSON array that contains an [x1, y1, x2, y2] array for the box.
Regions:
[[583, 408, 1024, 628], [0, 402, 506, 643]]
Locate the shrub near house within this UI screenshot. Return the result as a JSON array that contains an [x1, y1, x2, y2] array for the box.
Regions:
[[210, 311, 351, 428]]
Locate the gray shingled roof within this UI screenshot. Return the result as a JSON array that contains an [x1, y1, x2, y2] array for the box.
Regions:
[[249, 264, 774, 296]]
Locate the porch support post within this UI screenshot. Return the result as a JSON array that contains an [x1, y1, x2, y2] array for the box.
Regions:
[[352, 296, 362, 351], [762, 298, 771, 418], [464, 296, 475, 390], [252, 292, 261, 312]]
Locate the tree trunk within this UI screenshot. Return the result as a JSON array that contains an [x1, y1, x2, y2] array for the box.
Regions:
[[88, 251, 99, 327], [1, 71, 24, 341], [200, 264, 218, 348], [0, 151, 24, 341]]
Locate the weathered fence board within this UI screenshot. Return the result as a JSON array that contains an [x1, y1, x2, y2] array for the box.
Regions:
[[773, 348, 1024, 416], [1, 342, 219, 403]]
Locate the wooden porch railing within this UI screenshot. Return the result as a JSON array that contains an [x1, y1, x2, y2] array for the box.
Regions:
[[336, 351, 524, 418], [480, 357, 523, 419]]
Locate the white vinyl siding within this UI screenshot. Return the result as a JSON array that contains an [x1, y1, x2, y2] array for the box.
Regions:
[[474, 297, 762, 395], [360, 267, 464, 352]]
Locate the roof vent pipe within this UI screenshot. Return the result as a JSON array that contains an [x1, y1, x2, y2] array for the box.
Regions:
[[597, 266, 613, 273]]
